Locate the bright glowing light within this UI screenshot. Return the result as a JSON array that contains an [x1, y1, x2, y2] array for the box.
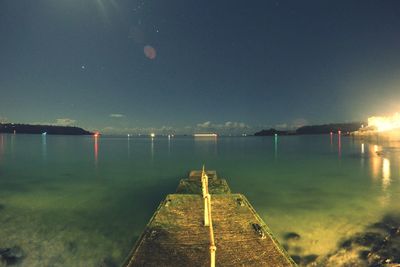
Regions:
[[94, 132, 100, 137], [194, 133, 218, 137], [150, 133, 155, 138], [361, 143, 364, 154], [368, 112, 400, 132]]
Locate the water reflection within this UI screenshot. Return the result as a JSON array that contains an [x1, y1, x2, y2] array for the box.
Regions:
[[360, 143, 365, 168], [274, 134, 278, 159], [94, 136, 99, 166], [0, 135, 4, 165], [194, 136, 218, 155], [127, 135, 131, 157], [151, 137, 154, 160], [367, 143, 393, 190], [0, 135, 4, 158], [10, 134, 15, 156], [370, 145, 382, 180], [168, 135, 171, 155], [42, 134, 47, 160], [382, 158, 391, 189], [338, 133, 341, 158]]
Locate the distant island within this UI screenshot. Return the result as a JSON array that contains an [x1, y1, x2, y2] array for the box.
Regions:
[[0, 123, 93, 135], [254, 122, 364, 136], [254, 128, 296, 136]]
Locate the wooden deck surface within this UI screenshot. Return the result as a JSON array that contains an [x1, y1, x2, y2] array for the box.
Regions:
[[124, 171, 295, 267]]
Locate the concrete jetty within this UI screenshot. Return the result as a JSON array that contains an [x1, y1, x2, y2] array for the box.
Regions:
[[123, 170, 296, 267]]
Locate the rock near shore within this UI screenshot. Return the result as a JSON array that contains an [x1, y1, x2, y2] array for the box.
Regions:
[[0, 246, 24, 265]]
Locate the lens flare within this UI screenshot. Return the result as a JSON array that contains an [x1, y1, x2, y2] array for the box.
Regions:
[[144, 45, 157, 59]]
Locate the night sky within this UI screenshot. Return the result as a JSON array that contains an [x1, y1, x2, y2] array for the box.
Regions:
[[1, 1, 400, 134]]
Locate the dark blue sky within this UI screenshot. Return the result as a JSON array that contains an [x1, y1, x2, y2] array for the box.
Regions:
[[1, 1, 400, 134]]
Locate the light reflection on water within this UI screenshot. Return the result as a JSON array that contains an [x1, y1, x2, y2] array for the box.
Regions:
[[41, 135, 47, 161], [127, 136, 131, 157], [0, 135, 3, 161], [382, 158, 391, 195], [150, 137, 154, 160], [370, 144, 381, 179], [94, 136, 99, 167], [0, 134, 399, 266]]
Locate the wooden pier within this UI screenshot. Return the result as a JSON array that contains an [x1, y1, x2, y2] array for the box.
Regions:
[[123, 170, 296, 267]]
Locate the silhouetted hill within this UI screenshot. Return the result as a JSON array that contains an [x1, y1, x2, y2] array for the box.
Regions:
[[296, 122, 364, 135], [254, 128, 294, 136], [254, 122, 364, 136], [0, 123, 93, 135]]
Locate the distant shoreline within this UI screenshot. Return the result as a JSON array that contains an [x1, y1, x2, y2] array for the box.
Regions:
[[0, 122, 364, 137], [254, 122, 364, 136], [0, 123, 93, 135]]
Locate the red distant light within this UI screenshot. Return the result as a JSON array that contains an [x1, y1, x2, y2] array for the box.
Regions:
[[330, 132, 333, 135], [338, 130, 341, 135], [94, 132, 100, 137]]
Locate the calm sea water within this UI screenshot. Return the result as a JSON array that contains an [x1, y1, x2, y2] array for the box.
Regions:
[[0, 134, 399, 266]]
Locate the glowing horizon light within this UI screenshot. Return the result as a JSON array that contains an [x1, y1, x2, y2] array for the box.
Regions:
[[94, 132, 100, 137], [150, 133, 155, 138], [193, 133, 218, 137], [368, 112, 400, 132]]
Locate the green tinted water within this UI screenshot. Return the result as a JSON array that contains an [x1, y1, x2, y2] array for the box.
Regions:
[[0, 134, 399, 266]]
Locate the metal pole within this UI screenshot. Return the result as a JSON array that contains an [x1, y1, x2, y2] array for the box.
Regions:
[[201, 166, 216, 266], [204, 194, 209, 226], [210, 245, 216, 267], [207, 194, 216, 267]]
